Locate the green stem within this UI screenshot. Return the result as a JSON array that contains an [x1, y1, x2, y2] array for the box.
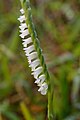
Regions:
[[48, 79, 54, 120], [19, 0, 54, 119]]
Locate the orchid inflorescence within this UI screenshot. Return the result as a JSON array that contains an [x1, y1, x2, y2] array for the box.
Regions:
[[18, 8, 48, 95]]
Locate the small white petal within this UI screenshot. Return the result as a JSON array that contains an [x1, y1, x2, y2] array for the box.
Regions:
[[22, 37, 32, 42], [22, 38, 32, 47], [38, 82, 48, 91], [32, 67, 43, 79], [39, 74, 45, 82], [22, 41, 31, 48], [19, 29, 29, 38], [18, 15, 26, 22], [35, 74, 45, 86], [29, 59, 40, 71], [38, 86, 43, 92], [41, 89, 47, 95], [35, 78, 40, 84], [24, 45, 35, 55], [20, 8, 24, 14], [27, 52, 38, 63], [22, 39, 32, 47], [19, 23, 27, 31], [38, 82, 48, 95]]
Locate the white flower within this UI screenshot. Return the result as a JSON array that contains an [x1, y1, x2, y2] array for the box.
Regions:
[[29, 59, 40, 71], [35, 74, 45, 85], [38, 82, 48, 95], [18, 15, 26, 23], [18, 8, 48, 95], [24, 45, 35, 56], [20, 29, 29, 38], [31, 66, 43, 79], [22, 37, 32, 46], [27, 52, 38, 62], [19, 23, 27, 31], [20, 8, 24, 14]]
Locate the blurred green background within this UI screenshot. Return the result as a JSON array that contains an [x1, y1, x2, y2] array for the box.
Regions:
[[0, 0, 80, 120]]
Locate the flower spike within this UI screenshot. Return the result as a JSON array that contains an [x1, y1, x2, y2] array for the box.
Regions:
[[18, 8, 49, 95], [18, 2, 54, 119]]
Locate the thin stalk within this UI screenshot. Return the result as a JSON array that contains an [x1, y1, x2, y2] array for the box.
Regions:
[[19, 0, 54, 119], [48, 82, 54, 120]]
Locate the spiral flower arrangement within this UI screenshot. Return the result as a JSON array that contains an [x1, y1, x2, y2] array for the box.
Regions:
[[18, 1, 54, 119], [18, 8, 48, 95]]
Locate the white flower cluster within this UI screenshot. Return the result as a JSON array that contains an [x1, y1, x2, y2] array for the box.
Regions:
[[18, 9, 48, 95]]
